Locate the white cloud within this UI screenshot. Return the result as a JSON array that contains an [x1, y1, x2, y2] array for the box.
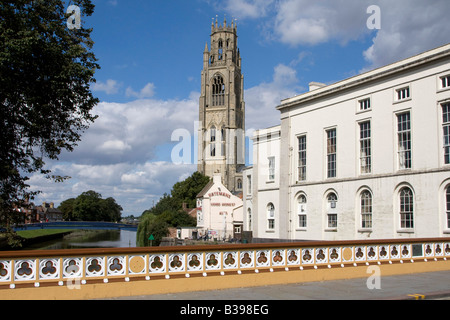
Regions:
[[126, 83, 156, 99], [92, 79, 122, 95], [58, 93, 199, 165], [269, 0, 450, 70], [272, 0, 370, 46], [224, 0, 275, 20], [362, 0, 450, 70], [245, 63, 303, 130]]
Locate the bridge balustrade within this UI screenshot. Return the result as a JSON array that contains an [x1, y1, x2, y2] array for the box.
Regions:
[[0, 237, 449, 299]]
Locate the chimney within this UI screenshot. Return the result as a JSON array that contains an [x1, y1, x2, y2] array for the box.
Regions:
[[213, 173, 222, 185], [309, 82, 326, 91]]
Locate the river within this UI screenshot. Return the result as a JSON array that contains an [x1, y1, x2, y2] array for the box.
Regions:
[[25, 229, 137, 250]]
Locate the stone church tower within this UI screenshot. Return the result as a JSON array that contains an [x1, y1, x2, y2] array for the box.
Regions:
[[198, 18, 245, 192]]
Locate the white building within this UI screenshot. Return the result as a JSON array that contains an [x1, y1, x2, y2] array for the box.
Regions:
[[244, 43, 450, 242], [196, 174, 243, 241]]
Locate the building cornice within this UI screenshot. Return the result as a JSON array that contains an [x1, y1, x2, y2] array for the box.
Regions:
[[277, 43, 450, 111]]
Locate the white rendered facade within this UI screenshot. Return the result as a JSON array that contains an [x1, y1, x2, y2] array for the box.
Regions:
[[196, 174, 243, 241], [244, 44, 450, 241]]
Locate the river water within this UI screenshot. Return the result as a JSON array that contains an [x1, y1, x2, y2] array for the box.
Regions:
[[26, 229, 137, 250]]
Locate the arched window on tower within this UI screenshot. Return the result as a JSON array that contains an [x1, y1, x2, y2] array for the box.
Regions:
[[210, 126, 216, 157], [218, 39, 223, 60], [220, 127, 226, 157], [212, 75, 225, 106]]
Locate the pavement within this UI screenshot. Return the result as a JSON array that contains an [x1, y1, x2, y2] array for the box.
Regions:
[[108, 270, 450, 300]]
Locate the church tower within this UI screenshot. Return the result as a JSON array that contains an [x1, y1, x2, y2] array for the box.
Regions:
[[198, 17, 245, 192]]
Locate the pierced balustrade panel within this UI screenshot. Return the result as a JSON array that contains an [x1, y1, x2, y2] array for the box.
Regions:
[[315, 248, 328, 264], [301, 248, 314, 265], [367, 246, 378, 261], [205, 252, 221, 270], [149, 254, 166, 274], [14, 259, 37, 282], [400, 244, 411, 259], [168, 253, 186, 273], [445, 243, 450, 256], [39, 258, 60, 280], [328, 247, 341, 263], [239, 251, 254, 269], [354, 246, 366, 261], [287, 249, 300, 266], [223, 251, 238, 270], [85, 257, 105, 278], [435, 243, 444, 256], [390, 244, 401, 259], [378, 245, 389, 260], [107, 256, 126, 277], [187, 253, 203, 272], [0, 261, 12, 282], [271, 249, 286, 267], [62, 258, 83, 279], [256, 250, 270, 268]]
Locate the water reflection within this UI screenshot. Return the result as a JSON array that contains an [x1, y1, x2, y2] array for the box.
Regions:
[[26, 230, 137, 250]]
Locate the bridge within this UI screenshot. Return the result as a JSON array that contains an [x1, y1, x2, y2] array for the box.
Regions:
[[12, 221, 138, 232], [0, 237, 449, 300]]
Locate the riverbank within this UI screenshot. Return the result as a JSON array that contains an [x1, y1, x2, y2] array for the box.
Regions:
[[0, 229, 74, 251], [0, 229, 125, 251]]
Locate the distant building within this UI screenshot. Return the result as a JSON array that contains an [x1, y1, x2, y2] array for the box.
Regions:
[[244, 43, 450, 242]]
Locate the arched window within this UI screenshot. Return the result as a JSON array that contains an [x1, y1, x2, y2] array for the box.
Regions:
[[267, 203, 275, 230], [327, 192, 338, 228], [212, 75, 225, 106], [446, 186, 450, 229], [218, 39, 223, 60], [210, 126, 216, 157], [298, 195, 307, 228], [237, 179, 242, 190], [220, 127, 226, 156], [360, 190, 372, 229], [399, 187, 414, 229]]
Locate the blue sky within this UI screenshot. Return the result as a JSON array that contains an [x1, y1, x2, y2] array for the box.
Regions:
[[29, 0, 450, 217]]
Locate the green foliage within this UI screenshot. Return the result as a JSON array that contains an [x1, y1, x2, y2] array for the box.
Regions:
[[58, 198, 76, 220], [136, 214, 168, 247], [57, 191, 122, 222], [0, 0, 99, 228], [171, 171, 211, 209], [136, 171, 210, 246]]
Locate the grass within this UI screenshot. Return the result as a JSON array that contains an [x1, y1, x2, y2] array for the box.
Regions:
[[16, 229, 74, 239]]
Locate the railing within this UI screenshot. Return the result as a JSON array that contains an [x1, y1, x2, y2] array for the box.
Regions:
[[0, 237, 449, 296]]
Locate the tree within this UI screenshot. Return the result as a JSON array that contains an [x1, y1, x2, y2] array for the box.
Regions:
[[67, 191, 122, 222], [171, 171, 211, 209], [58, 197, 75, 220], [136, 214, 168, 247], [0, 1, 99, 228], [101, 197, 123, 222], [72, 190, 102, 221], [136, 171, 209, 246]]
